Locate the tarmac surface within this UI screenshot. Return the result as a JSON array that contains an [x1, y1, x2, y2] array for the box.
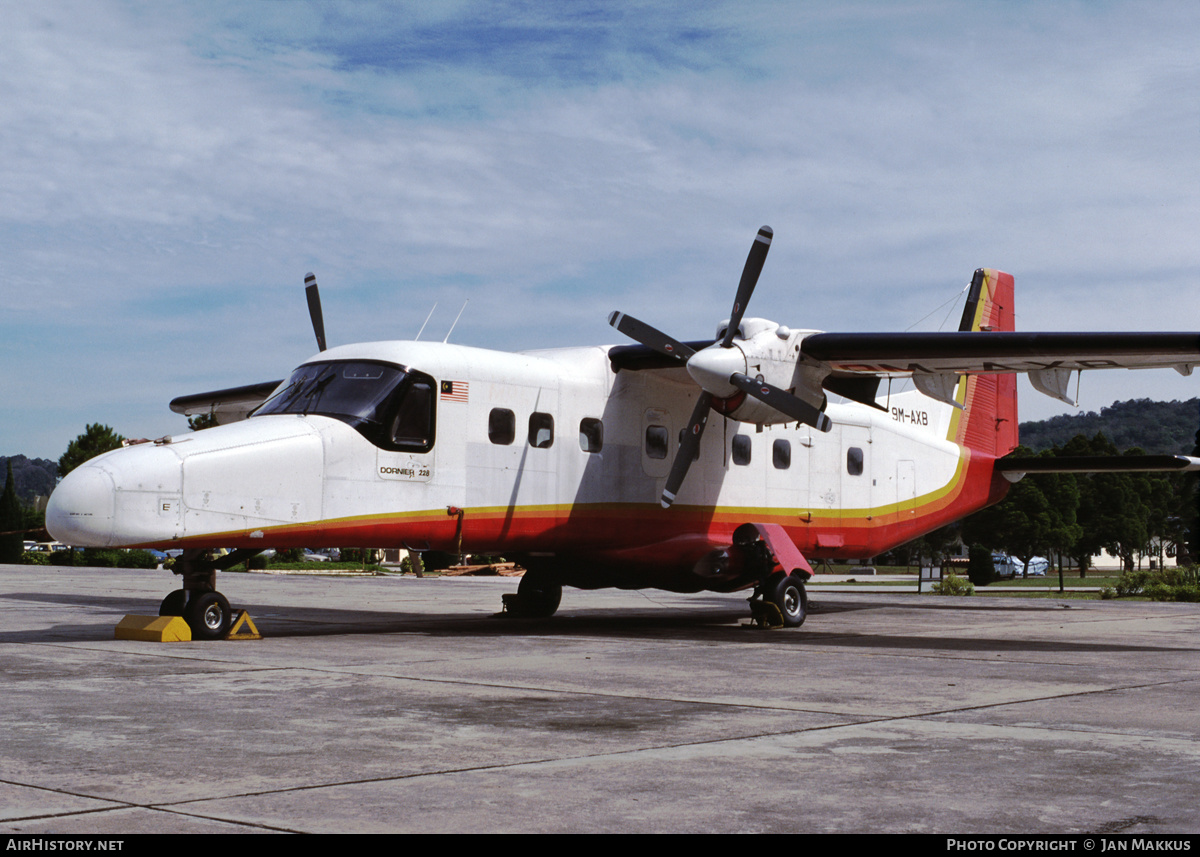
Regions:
[[2, 564, 1199, 834]]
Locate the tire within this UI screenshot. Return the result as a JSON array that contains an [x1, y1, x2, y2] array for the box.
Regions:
[[421, 550, 456, 571], [159, 590, 186, 616], [185, 591, 233, 640], [768, 573, 807, 627], [516, 573, 562, 618]]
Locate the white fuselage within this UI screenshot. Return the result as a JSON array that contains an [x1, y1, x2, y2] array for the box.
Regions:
[[48, 336, 976, 587]]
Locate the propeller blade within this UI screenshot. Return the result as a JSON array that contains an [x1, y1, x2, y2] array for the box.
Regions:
[[729, 373, 832, 432], [305, 273, 327, 352], [722, 225, 773, 348], [608, 311, 696, 363], [661, 391, 713, 508]]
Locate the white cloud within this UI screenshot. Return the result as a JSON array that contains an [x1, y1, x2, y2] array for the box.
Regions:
[[3, 1, 1200, 457]]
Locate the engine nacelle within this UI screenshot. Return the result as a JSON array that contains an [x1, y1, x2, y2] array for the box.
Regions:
[[709, 318, 828, 425]]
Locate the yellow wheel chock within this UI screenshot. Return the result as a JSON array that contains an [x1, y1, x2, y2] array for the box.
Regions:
[[115, 615, 192, 642], [227, 610, 262, 640], [114, 609, 262, 642], [747, 599, 786, 629]]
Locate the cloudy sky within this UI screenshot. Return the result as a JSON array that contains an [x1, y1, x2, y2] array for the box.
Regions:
[[3, 1, 1199, 462]]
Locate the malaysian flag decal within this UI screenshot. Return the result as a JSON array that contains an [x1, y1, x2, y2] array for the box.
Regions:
[[440, 380, 469, 403]]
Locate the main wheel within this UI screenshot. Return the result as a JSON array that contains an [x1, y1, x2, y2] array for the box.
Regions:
[[767, 573, 807, 627], [159, 589, 186, 616], [184, 591, 233, 640], [515, 573, 562, 618]]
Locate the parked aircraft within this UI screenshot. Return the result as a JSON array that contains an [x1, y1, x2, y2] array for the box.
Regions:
[[46, 228, 1200, 638]]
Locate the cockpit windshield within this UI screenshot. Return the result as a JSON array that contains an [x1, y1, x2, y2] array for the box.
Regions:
[[251, 359, 435, 452]]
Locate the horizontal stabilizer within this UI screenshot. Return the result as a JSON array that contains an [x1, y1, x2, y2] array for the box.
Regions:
[[996, 454, 1200, 477]]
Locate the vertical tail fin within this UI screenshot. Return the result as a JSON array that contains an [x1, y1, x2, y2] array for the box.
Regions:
[[951, 269, 1019, 456]]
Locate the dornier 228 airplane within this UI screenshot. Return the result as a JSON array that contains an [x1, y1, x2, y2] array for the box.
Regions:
[[46, 227, 1200, 639]]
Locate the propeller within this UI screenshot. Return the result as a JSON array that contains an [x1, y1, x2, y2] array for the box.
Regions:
[[608, 226, 831, 508], [305, 272, 327, 352]]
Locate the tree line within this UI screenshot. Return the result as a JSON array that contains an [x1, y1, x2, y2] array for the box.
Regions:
[[960, 433, 1194, 576]]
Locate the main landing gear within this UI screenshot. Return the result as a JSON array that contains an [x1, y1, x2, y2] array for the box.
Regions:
[[735, 523, 812, 628], [754, 572, 808, 627], [502, 571, 563, 618], [159, 548, 259, 640]]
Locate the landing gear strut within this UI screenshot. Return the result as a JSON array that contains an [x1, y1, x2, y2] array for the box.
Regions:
[[159, 548, 259, 640]]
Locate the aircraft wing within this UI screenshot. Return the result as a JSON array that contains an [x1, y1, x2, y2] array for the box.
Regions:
[[800, 332, 1200, 376], [169, 380, 284, 425], [800, 331, 1200, 407], [608, 341, 717, 372], [612, 331, 1200, 407]]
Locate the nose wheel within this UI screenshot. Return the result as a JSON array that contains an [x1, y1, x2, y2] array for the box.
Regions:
[[160, 548, 259, 640], [186, 591, 233, 639], [158, 588, 234, 640]]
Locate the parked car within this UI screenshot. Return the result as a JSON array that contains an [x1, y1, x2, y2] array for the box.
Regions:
[[992, 553, 1023, 577], [991, 553, 1049, 577]]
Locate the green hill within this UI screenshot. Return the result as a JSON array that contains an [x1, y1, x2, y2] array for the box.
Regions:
[[0, 456, 58, 507], [1019, 398, 1200, 454]]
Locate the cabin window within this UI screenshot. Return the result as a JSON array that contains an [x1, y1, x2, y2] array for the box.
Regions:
[[847, 446, 864, 476], [732, 435, 752, 466], [529, 412, 554, 448], [645, 425, 668, 460], [579, 418, 603, 452], [773, 439, 791, 470], [251, 359, 435, 453], [489, 408, 515, 445]]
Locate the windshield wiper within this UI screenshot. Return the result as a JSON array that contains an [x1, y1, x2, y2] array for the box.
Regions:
[[298, 369, 338, 415]]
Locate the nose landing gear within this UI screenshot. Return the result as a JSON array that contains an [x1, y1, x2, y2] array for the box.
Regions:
[[158, 548, 259, 640]]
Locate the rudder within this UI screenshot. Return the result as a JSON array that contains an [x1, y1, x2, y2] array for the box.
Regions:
[[952, 269, 1019, 457]]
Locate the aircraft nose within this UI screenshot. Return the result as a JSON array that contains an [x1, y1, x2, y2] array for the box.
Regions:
[[46, 443, 185, 548], [46, 463, 117, 547]]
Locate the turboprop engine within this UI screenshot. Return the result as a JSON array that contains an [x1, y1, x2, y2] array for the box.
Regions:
[[608, 226, 833, 507]]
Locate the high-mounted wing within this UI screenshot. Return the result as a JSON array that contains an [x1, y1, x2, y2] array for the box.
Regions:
[[799, 269, 1200, 407], [803, 331, 1200, 376], [169, 380, 284, 425], [803, 331, 1200, 409]]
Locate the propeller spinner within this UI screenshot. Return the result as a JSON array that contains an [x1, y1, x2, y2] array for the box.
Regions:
[[608, 226, 831, 508]]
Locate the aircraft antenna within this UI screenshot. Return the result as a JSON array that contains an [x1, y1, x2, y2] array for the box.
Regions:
[[905, 282, 970, 332], [415, 303, 437, 341], [444, 300, 469, 343]]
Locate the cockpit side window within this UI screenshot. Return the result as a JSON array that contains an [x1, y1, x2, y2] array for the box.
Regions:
[[389, 379, 434, 450]]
